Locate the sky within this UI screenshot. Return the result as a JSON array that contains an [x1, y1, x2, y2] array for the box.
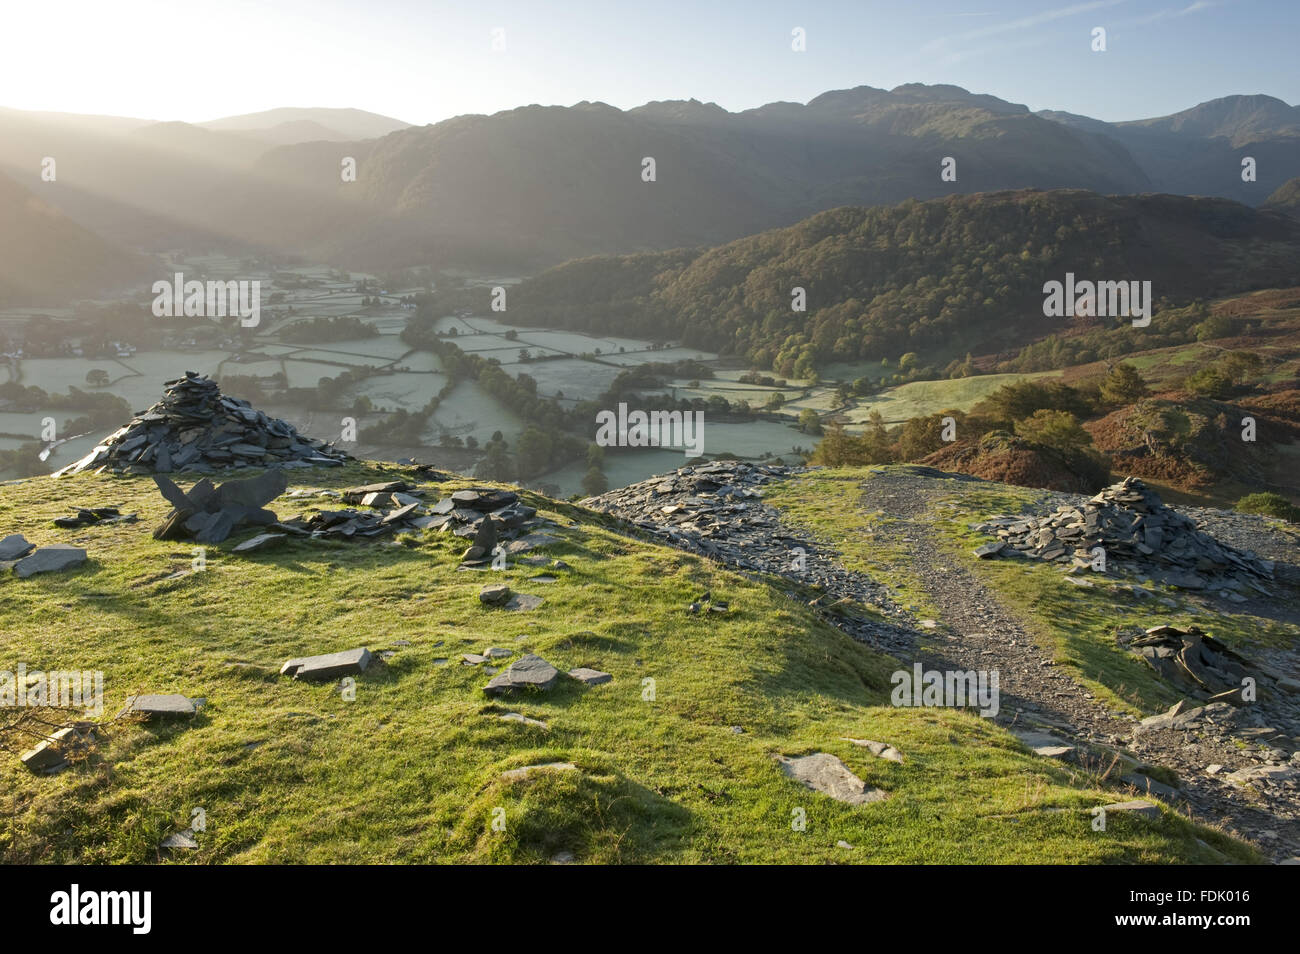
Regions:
[[3, 0, 1297, 125]]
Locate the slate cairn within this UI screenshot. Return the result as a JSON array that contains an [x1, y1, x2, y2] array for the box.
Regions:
[[53, 372, 347, 477], [584, 460, 910, 652], [582, 460, 797, 570], [973, 477, 1275, 594]]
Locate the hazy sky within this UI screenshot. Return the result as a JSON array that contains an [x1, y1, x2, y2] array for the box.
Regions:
[[5, 0, 1297, 125]]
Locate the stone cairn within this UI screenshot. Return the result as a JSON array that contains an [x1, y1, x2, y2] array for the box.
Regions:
[[973, 477, 1275, 594], [53, 372, 347, 477], [583, 461, 797, 569]]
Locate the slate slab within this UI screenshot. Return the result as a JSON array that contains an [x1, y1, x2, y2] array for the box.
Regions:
[[505, 593, 544, 612], [13, 545, 87, 578], [479, 583, 512, 606], [568, 668, 612, 686], [0, 534, 35, 561], [21, 725, 92, 773], [1011, 729, 1075, 759], [120, 694, 197, 719], [776, 752, 889, 805], [484, 654, 559, 695], [1101, 799, 1160, 820], [232, 532, 286, 553], [281, 647, 372, 681]]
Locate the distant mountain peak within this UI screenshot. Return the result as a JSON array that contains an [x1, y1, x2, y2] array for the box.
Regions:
[[629, 98, 730, 122]]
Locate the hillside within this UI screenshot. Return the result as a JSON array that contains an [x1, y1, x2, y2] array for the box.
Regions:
[[505, 189, 1300, 371], [0, 86, 1293, 272], [253, 83, 1152, 270], [1264, 177, 1300, 216], [1040, 94, 1300, 205], [0, 458, 1278, 864], [199, 107, 411, 141], [0, 171, 150, 305]]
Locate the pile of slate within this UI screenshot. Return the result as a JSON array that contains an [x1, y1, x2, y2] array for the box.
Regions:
[[1118, 625, 1255, 702], [582, 460, 798, 570], [53, 506, 136, 529], [53, 371, 347, 476], [583, 461, 912, 654], [153, 468, 288, 544], [427, 488, 541, 544], [270, 482, 546, 547], [973, 477, 1275, 594]]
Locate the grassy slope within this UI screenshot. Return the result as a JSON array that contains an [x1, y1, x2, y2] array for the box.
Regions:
[[0, 462, 1255, 863], [843, 371, 1064, 427]]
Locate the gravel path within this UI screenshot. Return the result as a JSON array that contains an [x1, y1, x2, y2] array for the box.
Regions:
[[589, 461, 1300, 861], [853, 468, 1300, 862]]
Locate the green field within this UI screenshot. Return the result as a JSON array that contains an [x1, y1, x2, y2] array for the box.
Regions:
[[844, 372, 1063, 426]]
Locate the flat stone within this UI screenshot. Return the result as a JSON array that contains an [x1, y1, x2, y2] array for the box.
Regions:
[[1101, 799, 1160, 820], [121, 693, 196, 719], [500, 761, 576, 782], [479, 583, 512, 606], [484, 654, 559, 695], [382, 502, 420, 525], [0, 533, 35, 561], [1011, 729, 1075, 758], [160, 829, 199, 850], [1121, 773, 1181, 799], [20, 725, 91, 772], [13, 545, 87, 578], [280, 647, 372, 681], [568, 668, 612, 686], [776, 752, 889, 805], [505, 593, 544, 612], [1226, 764, 1299, 787], [499, 712, 548, 728], [483, 647, 513, 659], [231, 532, 286, 553]]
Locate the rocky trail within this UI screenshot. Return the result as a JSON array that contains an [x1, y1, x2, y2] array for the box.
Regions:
[[588, 461, 1300, 862]]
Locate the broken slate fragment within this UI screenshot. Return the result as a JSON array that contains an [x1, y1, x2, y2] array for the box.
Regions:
[[280, 647, 372, 681], [232, 532, 286, 553], [479, 583, 511, 606], [1100, 799, 1160, 820], [568, 668, 612, 686], [120, 694, 198, 720], [484, 654, 559, 695], [160, 829, 199, 850], [13, 545, 87, 578], [505, 593, 544, 612], [776, 753, 889, 805], [0, 534, 36, 561], [1011, 729, 1075, 759], [20, 725, 94, 773]]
